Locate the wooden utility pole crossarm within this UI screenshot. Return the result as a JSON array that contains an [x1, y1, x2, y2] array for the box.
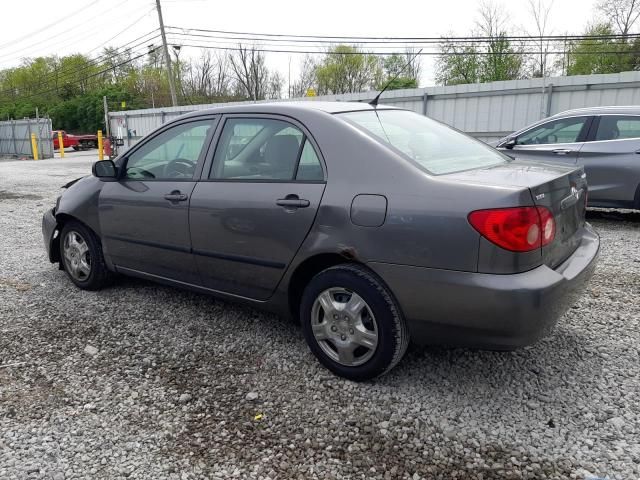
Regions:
[[155, 0, 178, 107]]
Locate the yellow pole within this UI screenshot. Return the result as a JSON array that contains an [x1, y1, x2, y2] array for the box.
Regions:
[[97, 130, 104, 161], [57, 131, 65, 158], [31, 133, 39, 160]]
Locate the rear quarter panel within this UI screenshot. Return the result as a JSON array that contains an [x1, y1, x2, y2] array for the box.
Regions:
[[275, 110, 533, 282]]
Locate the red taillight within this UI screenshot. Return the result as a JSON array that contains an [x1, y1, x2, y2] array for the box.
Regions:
[[468, 206, 555, 252], [537, 207, 556, 246]]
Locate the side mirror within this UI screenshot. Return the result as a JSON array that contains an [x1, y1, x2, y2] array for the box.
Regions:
[[503, 138, 517, 149], [92, 160, 118, 180]]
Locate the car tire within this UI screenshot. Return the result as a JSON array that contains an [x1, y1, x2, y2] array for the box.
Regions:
[[59, 220, 113, 290], [300, 263, 409, 381], [634, 183, 640, 210]]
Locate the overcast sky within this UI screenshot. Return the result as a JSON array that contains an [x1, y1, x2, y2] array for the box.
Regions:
[[1, 0, 600, 89]]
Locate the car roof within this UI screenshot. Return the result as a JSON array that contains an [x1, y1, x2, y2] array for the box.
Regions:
[[549, 105, 640, 118], [181, 100, 398, 118]]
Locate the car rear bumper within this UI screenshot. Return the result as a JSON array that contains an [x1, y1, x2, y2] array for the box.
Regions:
[[368, 223, 600, 349], [42, 207, 59, 263]]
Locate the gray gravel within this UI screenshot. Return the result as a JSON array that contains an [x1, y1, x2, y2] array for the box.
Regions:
[[1, 155, 639, 480]]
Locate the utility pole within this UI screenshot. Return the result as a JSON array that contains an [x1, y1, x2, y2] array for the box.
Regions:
[[103, 96, 111, 138], [155, 0, 178, 106]]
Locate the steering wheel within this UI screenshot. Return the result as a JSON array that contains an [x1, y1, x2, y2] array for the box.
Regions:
[[164, 158, 196, 178]]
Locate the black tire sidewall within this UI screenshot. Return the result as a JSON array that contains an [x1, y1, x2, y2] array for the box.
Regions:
[[300, 266, 403, 381]]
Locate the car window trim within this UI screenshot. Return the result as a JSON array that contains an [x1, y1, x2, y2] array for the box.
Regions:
[[586, 114, 640, 143], [119, 115, 219, 182], [291, 135, 307, 180], [201, 113, 327, 183], [513, 115, 593, 147], [500, 114, 590, 148]]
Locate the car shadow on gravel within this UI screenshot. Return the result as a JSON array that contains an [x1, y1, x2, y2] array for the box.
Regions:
[[587, 208, 640, 223]]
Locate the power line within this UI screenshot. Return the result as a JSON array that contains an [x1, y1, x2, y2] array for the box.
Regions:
[[0, 1, 152, 64], [0, 0, 101, 51], [166, 25, 640, 43], [167, 31, 638, 53], [86, 8, 158, 55], [167, 42, 640, 57]]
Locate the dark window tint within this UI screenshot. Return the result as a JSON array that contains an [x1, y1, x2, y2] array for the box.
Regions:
[[212, 118, 322, 181], [125, 120, 213, 180], [595, 115, 640, 141], [517, 117, 587, 145]]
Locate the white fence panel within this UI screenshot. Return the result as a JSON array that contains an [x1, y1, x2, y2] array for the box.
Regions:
[[0, 118, 53, 158], [109, 70, 640, 149]]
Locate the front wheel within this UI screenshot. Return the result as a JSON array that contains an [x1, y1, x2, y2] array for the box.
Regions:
[[59, 221, 113, 290], [300, 264, 409, 381]]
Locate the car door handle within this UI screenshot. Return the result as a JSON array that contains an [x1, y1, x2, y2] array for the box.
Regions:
[[164, 191, 188, 202], [552, 149, 574, 155], [276, 195, 310, 209]]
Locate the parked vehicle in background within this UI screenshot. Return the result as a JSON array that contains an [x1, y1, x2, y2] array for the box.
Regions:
[[42, 102, 599, 380], [53, 130, 98, 151], [495, 106, 640, 210]]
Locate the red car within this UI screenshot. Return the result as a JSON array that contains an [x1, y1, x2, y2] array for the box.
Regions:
[[53, 130, 98, 151]]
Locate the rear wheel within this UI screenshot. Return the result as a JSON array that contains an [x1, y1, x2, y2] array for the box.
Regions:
[[59, 221, 112, 290], [300, 264, 409, 381]]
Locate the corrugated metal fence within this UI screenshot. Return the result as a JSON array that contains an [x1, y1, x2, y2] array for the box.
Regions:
[[109, 70, 640, 148], [0, 118, 53, 159]]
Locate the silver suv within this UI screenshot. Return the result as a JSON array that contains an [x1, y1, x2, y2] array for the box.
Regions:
[[496, 106, 640, 210]]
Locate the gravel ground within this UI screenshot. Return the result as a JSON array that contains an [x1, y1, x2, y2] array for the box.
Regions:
[[1, 155, 639, 480]]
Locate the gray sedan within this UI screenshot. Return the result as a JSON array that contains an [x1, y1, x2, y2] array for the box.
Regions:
[[42, 102, 599, 380], [495, 106, 640, 210]]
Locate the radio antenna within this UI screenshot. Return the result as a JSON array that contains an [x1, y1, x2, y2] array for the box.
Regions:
[[369, 48, 423, 108]]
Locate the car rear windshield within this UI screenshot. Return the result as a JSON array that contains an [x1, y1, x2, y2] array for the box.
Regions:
[[338, 110, 508, 175]]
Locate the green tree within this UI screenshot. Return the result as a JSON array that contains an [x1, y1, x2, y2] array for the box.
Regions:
[[480, 35, 524, 82], [435, 1, 523, 85], [567, 23, 633, 74], [436, 42, 481, 85], [379, 52, 421, 89], [315, 45, 382, 95]]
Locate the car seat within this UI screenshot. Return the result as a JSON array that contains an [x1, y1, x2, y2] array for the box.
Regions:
[[264, 135, 300, 179]]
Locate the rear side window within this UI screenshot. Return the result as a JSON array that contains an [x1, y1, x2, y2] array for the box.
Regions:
[[338, 110, 506, 175], [595, 115, 640, 141], [296, 140, 323, 181], [211, 118, 323, 181], [517, 117, 587, 145]]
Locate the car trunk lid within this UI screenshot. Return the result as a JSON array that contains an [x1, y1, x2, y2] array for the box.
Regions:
[[444, 160, 587, 268], [529, 166, 587, 268]]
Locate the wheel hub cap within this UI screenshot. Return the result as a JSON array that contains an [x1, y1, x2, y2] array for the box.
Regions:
[[62, 231, 91, 282], [310, 288, 379, 367]]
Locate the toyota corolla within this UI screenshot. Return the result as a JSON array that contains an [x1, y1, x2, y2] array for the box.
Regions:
[[42, 102, 599, 380]]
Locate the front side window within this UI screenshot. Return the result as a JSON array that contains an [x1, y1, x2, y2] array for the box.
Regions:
[[125, 120, 213, 180], [595, 115, 640, 141], [338, 109, 506, 175], [517, 117, 587, 145], [211, 118, 323, 181]]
